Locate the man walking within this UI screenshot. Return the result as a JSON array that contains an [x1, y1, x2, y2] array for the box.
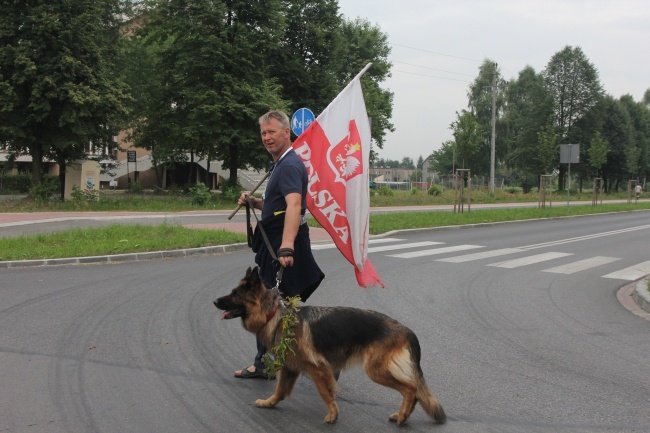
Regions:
[[234, 110, 325, 379]]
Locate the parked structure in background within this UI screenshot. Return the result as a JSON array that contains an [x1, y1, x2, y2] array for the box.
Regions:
[[0, 131, 268, 193]]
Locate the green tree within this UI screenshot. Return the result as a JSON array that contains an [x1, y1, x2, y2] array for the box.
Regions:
[[0, 0, 131, 197], [118, 24, 171, 186], [337, 18, 394, 150], [400, 157, 415, 169], [618, 94, 650, 181], [599, 96, 632, 191], [450, 110, 486, 171], [501, 66, 554, 184], [416, 155, 424, 170], [429, 140, 455, 174], [587, 131, 608, 177], [466, 60, 506, 177], [537, 120, 559, 176], [136, 0, 287, 186], [271, 0, 342, 115], [543, 46, 604, 190]]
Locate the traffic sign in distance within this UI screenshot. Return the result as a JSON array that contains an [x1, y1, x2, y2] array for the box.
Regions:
[[291, 108, 315, 136]]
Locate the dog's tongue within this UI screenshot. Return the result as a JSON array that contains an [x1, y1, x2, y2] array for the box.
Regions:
[[221, 311, 230, 320]]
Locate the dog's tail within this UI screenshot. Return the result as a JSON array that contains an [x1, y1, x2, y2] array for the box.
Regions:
[[407, 333, 446, 424], [415, 370, 447, 424]]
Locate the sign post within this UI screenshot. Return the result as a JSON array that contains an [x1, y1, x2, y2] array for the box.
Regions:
[[291, 108, 315, 137], [560, 144, 579, 207], [127, 150, 136, 187]]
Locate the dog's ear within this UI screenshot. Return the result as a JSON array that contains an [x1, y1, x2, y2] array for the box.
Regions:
[[250, 266, 260, 284], [245, 266, 253, 280]]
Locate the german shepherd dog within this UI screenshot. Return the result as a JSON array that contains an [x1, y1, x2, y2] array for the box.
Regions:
[[214, 267, 446, 426]]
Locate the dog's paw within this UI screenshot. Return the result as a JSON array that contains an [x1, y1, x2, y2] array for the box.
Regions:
[[255, 398, 276, 408], [324, 411, 338, 424], [389, 412, 409, 426]]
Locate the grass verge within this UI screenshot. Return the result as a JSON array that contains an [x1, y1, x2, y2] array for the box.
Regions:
[[365, 202, 650, 234], [0, 223, 246, 261], [1, 200, 649, 262]]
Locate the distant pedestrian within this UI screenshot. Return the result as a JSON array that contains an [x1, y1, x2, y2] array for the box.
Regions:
[[635, 183, 642, 200]]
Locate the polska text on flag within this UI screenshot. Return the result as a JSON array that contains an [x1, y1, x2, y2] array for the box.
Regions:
[[293, 64, 385, 288]]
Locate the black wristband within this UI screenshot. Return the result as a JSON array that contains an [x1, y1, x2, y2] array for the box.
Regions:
[[277, 247, 294, 258]]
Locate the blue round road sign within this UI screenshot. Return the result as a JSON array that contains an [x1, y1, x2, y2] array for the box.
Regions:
[[291, 108, 315, 136]]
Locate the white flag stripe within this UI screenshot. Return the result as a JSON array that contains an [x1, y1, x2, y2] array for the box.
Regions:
[[601, 261, 650, 280], [388, 245, 483, 259], [542, 257, 620, 274], [312, 238, 404, 251], [437, 248, 526, 263], [368, 241, 443, 253], [488, 252, 572, 268]]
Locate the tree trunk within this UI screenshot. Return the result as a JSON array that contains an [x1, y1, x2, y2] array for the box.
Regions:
[[206, 153, 211, 188], [58, 160, 66, 201], [558, 166, 566, 191], [188, 150, 195, 186], [30, 144, 43, 186], [229, 141, 239, 186]]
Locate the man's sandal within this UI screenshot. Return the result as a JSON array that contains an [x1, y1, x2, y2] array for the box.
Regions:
[[234, 366, 274, 380]]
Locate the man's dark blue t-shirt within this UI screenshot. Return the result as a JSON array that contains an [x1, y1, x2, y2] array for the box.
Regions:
[[261, 148, 307, 222]]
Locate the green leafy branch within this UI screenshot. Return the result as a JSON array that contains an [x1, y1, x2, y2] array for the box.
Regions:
[[262, 295, 301, 379]]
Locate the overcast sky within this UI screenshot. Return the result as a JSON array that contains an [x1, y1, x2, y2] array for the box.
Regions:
[[335, 0, 650, 163]]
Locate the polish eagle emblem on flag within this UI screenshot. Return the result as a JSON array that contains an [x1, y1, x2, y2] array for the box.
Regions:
[[327, 120, 363, 184]]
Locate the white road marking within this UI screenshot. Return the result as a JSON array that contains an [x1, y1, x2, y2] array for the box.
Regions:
[[488, 252, 572, 269], [542, 256, 620, 274], [437, 248, 525, 263], [388, 244, 483, 259], [312, 237, 405, 250], [601, 261, 650, 280], [518, 225, 650, 250], [368, 241, 443, 253]]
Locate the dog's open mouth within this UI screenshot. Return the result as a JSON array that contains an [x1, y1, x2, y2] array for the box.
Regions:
[[221, 309, 244, 320]]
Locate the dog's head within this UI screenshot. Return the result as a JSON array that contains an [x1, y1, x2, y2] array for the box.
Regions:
[[213, 266, 267, 321]]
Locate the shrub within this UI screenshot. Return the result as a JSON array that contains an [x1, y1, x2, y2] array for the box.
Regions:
[[428, 184, 443, 196], [29, 181, 59, 202], [410, 187, 419, 195], [0, 173, 31, 193], [219, 184, 242, 204], [71, 185, 99, 204], [378, 185, 394, 196], [128, 181, 143, 193], [503, 186, 522, 194], [188, 183, 212, 205]]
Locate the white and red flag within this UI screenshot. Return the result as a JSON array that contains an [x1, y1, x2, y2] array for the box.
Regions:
[[293, 64, 385, 288]]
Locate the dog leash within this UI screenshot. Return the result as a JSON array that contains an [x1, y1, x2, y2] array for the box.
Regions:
[[245, 195, 292, 290]]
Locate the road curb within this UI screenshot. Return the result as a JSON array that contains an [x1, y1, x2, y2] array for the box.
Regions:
[[632, 278, 650, 314], [0, 243, 250, 269]]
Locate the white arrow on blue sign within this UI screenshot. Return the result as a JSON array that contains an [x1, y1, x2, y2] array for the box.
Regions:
[[291, 108, 315, 136]]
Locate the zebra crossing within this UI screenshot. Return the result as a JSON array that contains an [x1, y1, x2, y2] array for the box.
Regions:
[[313, 237, 650, 281]]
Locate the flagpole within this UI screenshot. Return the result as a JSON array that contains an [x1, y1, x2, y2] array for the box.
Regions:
[[353, 63, 373, 82]]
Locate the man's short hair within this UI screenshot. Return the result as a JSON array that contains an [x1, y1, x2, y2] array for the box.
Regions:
[[259, 110, 290, 129]]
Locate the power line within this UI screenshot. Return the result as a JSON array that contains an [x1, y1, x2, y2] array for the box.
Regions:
[[392, 69, 472, 83], [392, 61, 476, 78], [390, 42, 483, 63]]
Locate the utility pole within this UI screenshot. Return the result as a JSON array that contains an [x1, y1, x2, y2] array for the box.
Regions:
[[490, 69, 497, 194], [484, 63, 506, 195]]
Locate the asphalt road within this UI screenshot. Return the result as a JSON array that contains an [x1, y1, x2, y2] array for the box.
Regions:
[[1, 211, 649, 432]]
